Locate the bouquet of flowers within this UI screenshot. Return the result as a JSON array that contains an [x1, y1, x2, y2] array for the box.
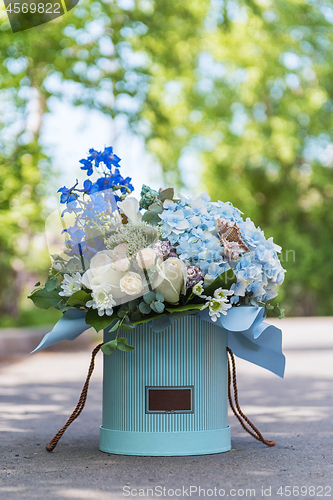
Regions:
[[29, 146, 285, 356]]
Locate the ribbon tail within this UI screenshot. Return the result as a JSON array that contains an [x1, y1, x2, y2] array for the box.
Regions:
[[31, 310, 90, 353], [228, 323, 285, 378]]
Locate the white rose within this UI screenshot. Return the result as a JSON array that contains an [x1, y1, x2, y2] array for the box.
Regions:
[[82, 250, 124, 298], [119, 272, 144, 296], [117, 197, 142, 223], [154, 257, 187, 304], [136, 248, 156, 270]]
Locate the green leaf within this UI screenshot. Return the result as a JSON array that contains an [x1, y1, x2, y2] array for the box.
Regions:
[[28, 288, 62, 310], [158, 188, 174, 201], [116, 337, 134, 352], [142, 211, 161, 225], [148, 203, 163, 213], [45, 275, 58, 292], [131, 312, 163, 326], [117, 309, 127, 318], [204, 270, 235, 297], [67, 290, 91, 306], [139, 301, 151, 314], [120, 323, 134, 333], [166, 303, 204, 313], [150, 300, 165, 313], [108, 319, 121, 332], [101, 340, 118, 355], [143, 291, 156, 304], [85, 308, 114, 333]]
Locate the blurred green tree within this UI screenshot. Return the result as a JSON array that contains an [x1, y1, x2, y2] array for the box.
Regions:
[[0, 0, 333, 317]]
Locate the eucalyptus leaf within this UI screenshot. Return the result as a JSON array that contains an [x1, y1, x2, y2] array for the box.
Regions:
[[150, 301, 165, 313], [143, 291, 156, 304], [116, 337, 134, 352], [155, 291, 164, 302], [142, 211, 161, 225], [120, 323, 133, 333], [158, 188, 174, 201], [139, 302, 151, 314], [130, 311, 142, 321], [148, 203, 163, 213], [128, 299, 139, 311], [101, 340, 118, 355]]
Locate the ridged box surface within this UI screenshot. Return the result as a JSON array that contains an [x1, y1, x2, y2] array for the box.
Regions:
[[100, 314, 231, 456]]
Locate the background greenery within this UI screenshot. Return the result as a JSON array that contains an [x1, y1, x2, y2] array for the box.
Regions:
[[1, 0, 333, 325]]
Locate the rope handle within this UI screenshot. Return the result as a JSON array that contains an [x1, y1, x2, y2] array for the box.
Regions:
[[45, 343, 275, 451], [227, 347, 275, 447], [46, 343, 103, 452]]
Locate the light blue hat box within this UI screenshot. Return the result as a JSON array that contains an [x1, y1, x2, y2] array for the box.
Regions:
[[100, 314, 231, 456]]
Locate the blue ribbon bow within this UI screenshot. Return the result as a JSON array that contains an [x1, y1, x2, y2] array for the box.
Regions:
[[31, 306, 285, 378]]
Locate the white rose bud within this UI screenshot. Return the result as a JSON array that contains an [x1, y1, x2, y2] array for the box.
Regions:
[[119, 272, 144, 296], [82, 250, 124, 298], [154, 257, 187, 304], [112, 257, 130, 272], [136, 248, 156, 270]]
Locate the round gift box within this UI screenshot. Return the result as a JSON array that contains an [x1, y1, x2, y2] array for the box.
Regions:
[[99, 314, 231, 456]]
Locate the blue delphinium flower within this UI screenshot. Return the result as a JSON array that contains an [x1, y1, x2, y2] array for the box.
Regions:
[[79, 158, 94, 176], [102, 146, 121, 170], [58, 182, 78, 204], [83, 179, 99, 195], [58, 146, 134, 264]]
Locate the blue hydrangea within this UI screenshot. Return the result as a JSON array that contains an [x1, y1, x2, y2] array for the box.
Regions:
[[158, 193, 285, 305]]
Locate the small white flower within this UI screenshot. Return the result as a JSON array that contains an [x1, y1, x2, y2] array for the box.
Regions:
[[86, 282, 116, 317], [192, 281, 206, 298], [213, 287, 234, 301], [201, 297, 232, 322], [59, 273, 82, 297]]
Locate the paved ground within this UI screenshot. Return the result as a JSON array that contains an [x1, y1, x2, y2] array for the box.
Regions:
[[1, 317, 333, 500]]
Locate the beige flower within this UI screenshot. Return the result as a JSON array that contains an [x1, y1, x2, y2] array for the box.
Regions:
[[154, 257, 187, 304], [119, 272, 144, 296], [136, 247, 156, 270]]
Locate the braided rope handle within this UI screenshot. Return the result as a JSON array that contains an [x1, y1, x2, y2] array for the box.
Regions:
[[46, 343, 103, 452], [227, 347, 276, 447]]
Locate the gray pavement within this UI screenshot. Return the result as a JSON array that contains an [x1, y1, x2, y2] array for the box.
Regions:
[[1, 317, 333, 500]]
